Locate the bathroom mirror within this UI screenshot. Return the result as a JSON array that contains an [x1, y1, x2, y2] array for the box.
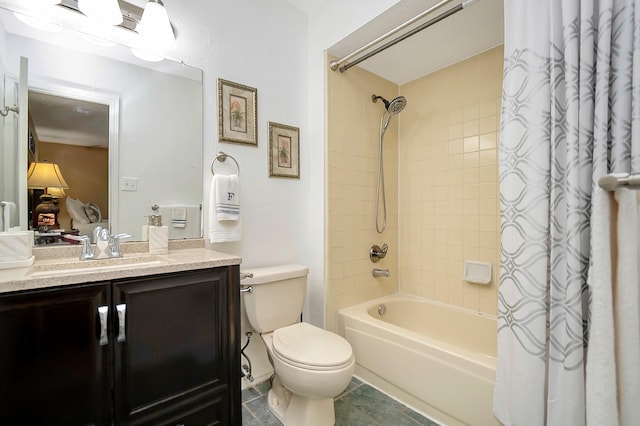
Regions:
[[0, 4, 203, 242]]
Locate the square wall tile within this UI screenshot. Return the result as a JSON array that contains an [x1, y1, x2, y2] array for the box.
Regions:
[[399, 45, 503, 316]]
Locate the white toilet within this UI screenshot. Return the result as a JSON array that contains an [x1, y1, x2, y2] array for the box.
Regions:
[[242, 264, 355, 426]]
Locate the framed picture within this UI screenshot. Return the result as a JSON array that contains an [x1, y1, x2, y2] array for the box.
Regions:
[[218, 78, 257, 145], [28, 130, 36, 160], [268, 122, 300, 179]]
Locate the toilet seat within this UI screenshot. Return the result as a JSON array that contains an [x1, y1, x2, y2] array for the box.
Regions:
[[271, 322, 353, 371]]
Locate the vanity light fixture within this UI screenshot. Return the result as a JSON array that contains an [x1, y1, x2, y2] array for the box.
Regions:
[[78, 0, 123, 26], [138, 0, 175, 47]]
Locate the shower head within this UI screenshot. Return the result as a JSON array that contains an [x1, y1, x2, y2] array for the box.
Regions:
[[372, 94, 407, 115]]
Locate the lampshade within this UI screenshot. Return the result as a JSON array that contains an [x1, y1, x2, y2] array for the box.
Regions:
[[138, 0, 175, 47], [78, 0, 123, 26], [47, 187, 67, 198], [27, 162, 70, 191]]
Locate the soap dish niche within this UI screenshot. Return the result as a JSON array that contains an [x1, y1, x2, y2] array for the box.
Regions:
[[463, 261, 492, 285]]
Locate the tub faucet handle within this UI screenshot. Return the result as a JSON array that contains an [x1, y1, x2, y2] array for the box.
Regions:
[[370, 243, 389, 263]]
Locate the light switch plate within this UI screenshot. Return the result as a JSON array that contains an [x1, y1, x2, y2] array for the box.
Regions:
[[120, 177, 138, 191]]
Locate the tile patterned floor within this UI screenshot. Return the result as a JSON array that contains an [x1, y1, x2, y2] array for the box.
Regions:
[[242, 377, 440, 426]]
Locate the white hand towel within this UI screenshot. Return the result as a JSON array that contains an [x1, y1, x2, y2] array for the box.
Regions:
[[214, 175, 240, 221], [1, 201, 16, 232], [613, 188, 640, 426], [171, 206, 187, 228], [586, 189, 619, 426], [209, 175, 241, 243]]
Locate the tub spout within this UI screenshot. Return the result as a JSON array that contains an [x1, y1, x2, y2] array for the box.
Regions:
[[372, 268, 390, 278]]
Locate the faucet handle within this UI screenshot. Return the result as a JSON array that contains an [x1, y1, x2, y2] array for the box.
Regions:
[[109, 233, 132, 258], [369, 243, 389, 263], [79, 236, 94, 261]]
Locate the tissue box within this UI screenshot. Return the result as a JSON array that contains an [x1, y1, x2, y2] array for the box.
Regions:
[[0, 231, 35, 269]]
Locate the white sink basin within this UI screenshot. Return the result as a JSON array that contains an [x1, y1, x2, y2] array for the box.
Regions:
[[29, 256, 163, 278]]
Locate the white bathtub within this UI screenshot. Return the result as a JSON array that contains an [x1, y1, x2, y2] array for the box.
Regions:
[[337, 294, 499, 426]]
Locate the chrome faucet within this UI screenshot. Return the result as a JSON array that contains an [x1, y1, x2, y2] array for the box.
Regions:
[[92, 226, 104, 243], [78, 231, 131, 260], [372, 268, 390, 278]]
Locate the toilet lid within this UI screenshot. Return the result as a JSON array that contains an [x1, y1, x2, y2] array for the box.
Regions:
[[272, 322, 353, 368]]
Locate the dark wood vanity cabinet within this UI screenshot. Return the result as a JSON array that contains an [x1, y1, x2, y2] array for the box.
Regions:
[[0, 281, 112, 425], [0, 265, 241, 426]]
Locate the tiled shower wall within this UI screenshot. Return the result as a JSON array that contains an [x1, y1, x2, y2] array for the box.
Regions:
[[398, 45, 503, 315], [326, 57, 399, 332], [326, 45, 503, 330]]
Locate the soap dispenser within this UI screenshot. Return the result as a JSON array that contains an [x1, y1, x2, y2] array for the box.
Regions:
[[148, 214, 168, 254]]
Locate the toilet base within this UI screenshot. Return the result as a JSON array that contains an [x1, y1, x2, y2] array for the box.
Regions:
[[267, 376, 336, 426]]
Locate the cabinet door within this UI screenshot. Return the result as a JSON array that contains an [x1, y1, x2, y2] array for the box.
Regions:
[[112, 267, 238, 425], [0, 282, 112, 425]]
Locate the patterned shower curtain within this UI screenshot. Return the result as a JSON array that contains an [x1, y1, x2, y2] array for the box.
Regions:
[[495, 1, 640, 425]]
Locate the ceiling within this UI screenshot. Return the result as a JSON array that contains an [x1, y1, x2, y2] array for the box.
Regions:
[[303, 0, 505, 85], [29, 91, 109, 148]]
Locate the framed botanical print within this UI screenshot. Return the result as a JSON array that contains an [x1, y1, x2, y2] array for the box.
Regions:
[[218, 78, 257, 145], [268, 121, 299, 179]]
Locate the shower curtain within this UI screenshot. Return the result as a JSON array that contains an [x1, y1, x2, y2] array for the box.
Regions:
[[495, 1, 640, 425]]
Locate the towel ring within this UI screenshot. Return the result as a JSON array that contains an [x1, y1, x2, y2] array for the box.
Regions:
[[211, 151, 240, 176]]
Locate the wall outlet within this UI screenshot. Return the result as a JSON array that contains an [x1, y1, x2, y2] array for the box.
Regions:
[[120, 177, 138, 191]]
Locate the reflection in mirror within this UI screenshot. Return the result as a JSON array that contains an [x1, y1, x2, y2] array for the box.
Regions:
[[0, 3, 204, 243], [28, 90, 109, 240]]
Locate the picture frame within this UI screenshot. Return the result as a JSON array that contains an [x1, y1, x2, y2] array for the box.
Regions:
[[28, 130, 36, 160], [268, 122, 300, 179], [218, 78, 257, 145]]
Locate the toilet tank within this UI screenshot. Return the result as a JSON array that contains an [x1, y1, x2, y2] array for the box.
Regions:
[[242, 264, 309, 333]]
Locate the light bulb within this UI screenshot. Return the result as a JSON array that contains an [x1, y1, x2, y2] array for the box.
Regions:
[[138, 0, 175, 47]]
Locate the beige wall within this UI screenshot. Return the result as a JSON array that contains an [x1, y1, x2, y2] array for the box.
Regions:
[[326, 57, 400, 332], [399, 45, 503, 315]]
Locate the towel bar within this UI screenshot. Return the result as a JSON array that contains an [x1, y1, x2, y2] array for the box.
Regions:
[[211, 151, 240, 176], [598, 173, 640, 191]]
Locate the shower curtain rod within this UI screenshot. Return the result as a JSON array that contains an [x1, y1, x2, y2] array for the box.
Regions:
[[329, 0, 479, 73], [599, 173, 640, 191]]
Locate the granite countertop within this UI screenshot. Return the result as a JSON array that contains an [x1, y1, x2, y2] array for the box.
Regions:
[[0, 239, 242, 294]]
